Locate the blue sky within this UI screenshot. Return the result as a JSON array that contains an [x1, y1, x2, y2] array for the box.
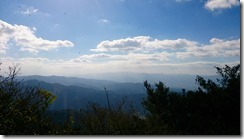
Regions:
[[0, 0, 241, 77]]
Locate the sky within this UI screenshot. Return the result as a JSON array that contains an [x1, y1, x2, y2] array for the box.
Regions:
[[0, 0, 241, 77]]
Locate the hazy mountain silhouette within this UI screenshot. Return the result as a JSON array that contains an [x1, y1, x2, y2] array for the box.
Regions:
[[21, 79, 146, 113], [19, 74, 218, 112], [78, 72, 219, 90]]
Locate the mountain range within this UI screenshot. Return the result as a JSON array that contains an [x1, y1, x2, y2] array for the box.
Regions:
[[18, 74, 219, 113], [19, 76, 146, 113]]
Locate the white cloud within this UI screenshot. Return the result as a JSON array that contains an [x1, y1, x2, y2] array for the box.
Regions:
[[79, 53, 112, 59], [125, 52, 172, 63], [21, 7, 39, 15], [204, 0, 239, 11], [91, 36, 197, 52], [177, 38, 240, 58], [0, 38, 8, 54], [91, 36, 239, 59], [0, 50, 6, 54], [203, 38, 240, 51], [147, 38, 197, 51], [77, 51, 172, 64], [91, 36, 145, 52], [0, 20, 74, 54], [0, 34, 239, 77], [72, 59, 92, 63], [18, 5, 50, 17]]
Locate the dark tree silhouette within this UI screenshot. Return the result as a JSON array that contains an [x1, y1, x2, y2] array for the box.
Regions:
[[142, 64, 240, 135], [0, 63, 56, 135]]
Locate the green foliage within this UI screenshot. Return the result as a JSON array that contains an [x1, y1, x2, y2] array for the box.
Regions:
[[0, 63, 56, 135], [142, 64, 240, 135], [37, 89, 57, 110], [143, 81, 170, 116], [78, 98, 146, 135]]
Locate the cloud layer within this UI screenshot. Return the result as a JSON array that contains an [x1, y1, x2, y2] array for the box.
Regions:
[[0, 20, 74, 54], [90, 36, 240, 61], [0, 56, 239, 77]]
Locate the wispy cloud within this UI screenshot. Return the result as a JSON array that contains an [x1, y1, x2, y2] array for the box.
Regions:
[[20, 6, 39, 15], [175, 0, 191, 3], [204, 0, 239, 11], [0, 20, 74, 54], [18, 5, 50, 16], [98, 18, 110, 23]]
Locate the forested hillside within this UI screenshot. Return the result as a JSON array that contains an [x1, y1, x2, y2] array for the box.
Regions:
[[22, 79, 146, 112], [0, 63, 240, 135]]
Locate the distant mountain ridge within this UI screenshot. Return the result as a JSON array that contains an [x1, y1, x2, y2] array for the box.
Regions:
[[19, 73, 218, 90], [78, 72, 219, 90], [20, 77, 147, 112], [18, 74, 219, 112], [18, 75, 146, 95]]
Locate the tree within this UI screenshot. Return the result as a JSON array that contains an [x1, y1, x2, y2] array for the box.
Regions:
[[142, 64, 240, 135], [194, 64, 240, 134], [142, 81, 174, 134], [0, 63, 56, 135], [79, 98, 146, 135]]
